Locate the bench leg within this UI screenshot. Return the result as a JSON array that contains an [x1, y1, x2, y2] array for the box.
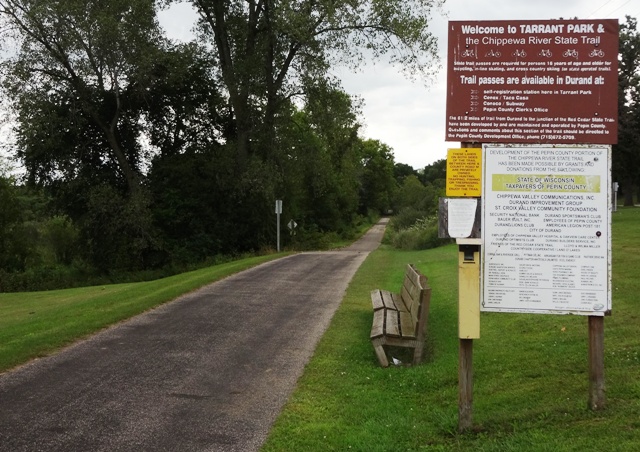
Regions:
[[372, 340, 389, 367], [412, 341, 425, 365]]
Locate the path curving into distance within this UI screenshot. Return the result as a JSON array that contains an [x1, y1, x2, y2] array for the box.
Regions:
[[0, 219, 388, 452]]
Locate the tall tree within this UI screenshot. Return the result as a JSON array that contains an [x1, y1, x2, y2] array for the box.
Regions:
[[184, 0, 443, 167], [277, 84, 364, 233], [615, 15, 640, 206], [359, 139, 396, 215], [0, 0, 163, 193], [142, 42, 230, 157], [394, 162, 417, 185], [420, 158, 447, 188]]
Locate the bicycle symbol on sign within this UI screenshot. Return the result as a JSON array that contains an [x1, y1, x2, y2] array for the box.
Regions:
[[461, 49, 476, 58], [563, 49, 579, 59], [589, 48, 605, 58], [485, 49, 501, 58], [512, 49, 527, 58], [538, 49, 552, 58]]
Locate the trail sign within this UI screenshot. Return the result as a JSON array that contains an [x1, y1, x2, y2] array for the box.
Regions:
[[446, 19, 618, 144]]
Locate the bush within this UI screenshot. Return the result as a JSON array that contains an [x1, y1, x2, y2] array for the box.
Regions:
[[42, 215, 80, 265], [387, 215, 450, 250], [0, 262, 92, 292], [389, 207, 427, 231], [289, 227, 338, 251]]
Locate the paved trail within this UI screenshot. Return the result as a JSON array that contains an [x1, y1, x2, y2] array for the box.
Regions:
[[0, 219, 388, 451]]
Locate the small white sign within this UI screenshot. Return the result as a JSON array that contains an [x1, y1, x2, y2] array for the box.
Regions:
[[275, 199, 283, 214], [447, 198, 477, 238]]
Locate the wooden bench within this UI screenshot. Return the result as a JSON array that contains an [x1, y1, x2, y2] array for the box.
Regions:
[[370, 264, 431, 367]]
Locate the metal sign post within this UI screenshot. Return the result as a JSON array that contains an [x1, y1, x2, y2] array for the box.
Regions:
[[275, 200, 282, 252]]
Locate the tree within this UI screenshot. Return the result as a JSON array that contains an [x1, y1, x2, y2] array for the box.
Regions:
[[183, 0, 443, 167], [359, 139, 396, 215], [615, 16, 640, 206], [0, 176, 28, 272], [142, 42, 231, 157], [394, 174, 429, 211], [277, 85, 364, 234], [0, 0, 163, 193], [394, 163, 417, 185], [420, 158, 447, 188]]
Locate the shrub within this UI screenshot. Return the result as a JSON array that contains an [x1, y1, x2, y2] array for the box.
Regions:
[[389, 207, 427, 231], [387, 215, 450, 250]]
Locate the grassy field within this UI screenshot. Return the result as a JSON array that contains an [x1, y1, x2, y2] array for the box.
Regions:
[[262, 207, 640, 451], [0, 254, 285, 373]]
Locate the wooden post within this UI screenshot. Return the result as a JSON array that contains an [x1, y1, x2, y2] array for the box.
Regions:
[[456, 142, 481, 432], [588, 316, 606, 410], [459, 338, 473, 432]]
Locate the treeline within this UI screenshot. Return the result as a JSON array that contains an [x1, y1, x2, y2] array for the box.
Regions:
[[0, 151, 447, 291], [0, 0, 446, 291], [7, 3, 635, 293]]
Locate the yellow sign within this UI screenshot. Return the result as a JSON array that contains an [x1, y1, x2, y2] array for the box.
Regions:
[[446, 148, 482, 197]]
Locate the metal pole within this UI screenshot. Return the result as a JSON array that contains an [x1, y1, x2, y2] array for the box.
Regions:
[[277, 211, 281, 252], [275, 200, 282, 252]]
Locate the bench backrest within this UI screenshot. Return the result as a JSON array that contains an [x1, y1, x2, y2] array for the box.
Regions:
[[400, 264, 431, 337]]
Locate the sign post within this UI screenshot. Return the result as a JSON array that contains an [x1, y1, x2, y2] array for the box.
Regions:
[[443, 145, 483, 432], [275, 200, 283, 252]]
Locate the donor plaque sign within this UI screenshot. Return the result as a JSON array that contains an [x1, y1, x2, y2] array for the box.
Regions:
[[481, 144, 611, 316], [446, 19, 618, 144]]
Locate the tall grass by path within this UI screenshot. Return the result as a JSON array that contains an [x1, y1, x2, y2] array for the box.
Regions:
[[0, 254, 285, 373], [263, 207, 640, 451]]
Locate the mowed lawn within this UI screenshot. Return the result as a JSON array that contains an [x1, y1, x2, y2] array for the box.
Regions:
[[0, 254, 284, 373], [263, 207, 640, 451]]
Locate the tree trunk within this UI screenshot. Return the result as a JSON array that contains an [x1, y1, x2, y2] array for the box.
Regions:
[[622, 179, 635, 206], [104, 129, 140, 194]]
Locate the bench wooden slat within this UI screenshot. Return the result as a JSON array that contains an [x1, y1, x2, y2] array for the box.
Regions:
[[385, 310, 400, 337], [391, 292, 408, 312], [400, 284, 418, 321], [406, 264, 426, 290], [399, 310, 416, 339], [380, 290, 399, 310], [370, 309, 385, 338], [371, 289, 385, 310], [403, 276, 421, 305]]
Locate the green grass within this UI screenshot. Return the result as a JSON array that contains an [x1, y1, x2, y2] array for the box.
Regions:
[[262, 207, 640, 451], [0, 253, 285, 373]]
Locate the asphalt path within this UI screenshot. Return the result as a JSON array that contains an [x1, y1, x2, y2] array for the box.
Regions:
[[0, 219, 388, 452]]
